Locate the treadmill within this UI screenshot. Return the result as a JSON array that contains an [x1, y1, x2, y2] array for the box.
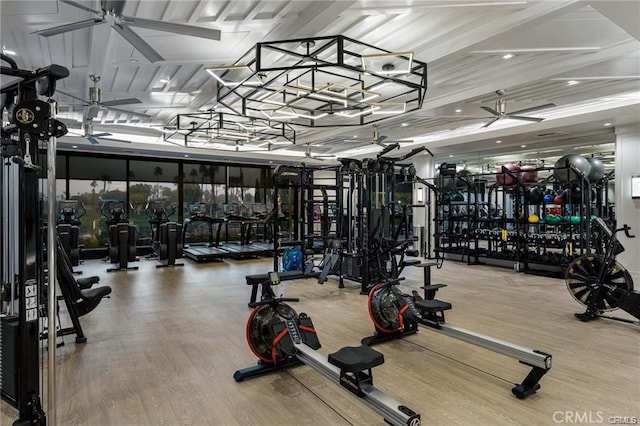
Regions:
[[182, 203, 227, 262], [221, 203, 273, 258]]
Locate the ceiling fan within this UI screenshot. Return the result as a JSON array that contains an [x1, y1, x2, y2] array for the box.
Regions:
[[481, 89, 555, 128], [59, 75, 150, 122], [344, 125, 413, 149], [68, 123, 132, 145], [34, 0, 222, 63]]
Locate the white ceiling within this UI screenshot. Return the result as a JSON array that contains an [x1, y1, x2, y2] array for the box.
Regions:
[[1, 0, 639, 166]]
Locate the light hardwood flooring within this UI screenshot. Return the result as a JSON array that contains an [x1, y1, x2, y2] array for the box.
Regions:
[[1, 255, 639, 425]]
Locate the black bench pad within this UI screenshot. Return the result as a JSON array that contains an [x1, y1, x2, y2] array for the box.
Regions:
[[81, 286, 112, 300], [401, 259, 421, 267], [328, 345, 384, 372], [416, 299, 452, 313], [76, 276, 100, 289]]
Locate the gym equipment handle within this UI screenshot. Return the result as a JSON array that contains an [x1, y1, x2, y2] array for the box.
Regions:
[[620, 225, 635, 239], [248, 297, 300, 308]]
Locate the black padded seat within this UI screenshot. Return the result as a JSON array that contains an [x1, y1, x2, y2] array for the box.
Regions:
[[328, 345, 384, 372], [81, 286, 112, 300], [401, 259, 421, 267], [76, 276, 100, 290], [416, 299, 452, 313]]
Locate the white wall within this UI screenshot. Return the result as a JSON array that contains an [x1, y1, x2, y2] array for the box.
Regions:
[[614, 125, 640, 281]]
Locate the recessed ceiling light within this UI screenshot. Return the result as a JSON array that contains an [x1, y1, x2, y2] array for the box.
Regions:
[[449, 154, 454, 157], [269, 161, 273, 164], [604, 122, 612, 126], [400, 122, 409, 127], [160, 78, 170, 84], [455, 109, 462, 113], [567, 80, 579, 86], [72, 145, 78, 149], [129, 58, 139, 64], [502, 53, 514, 59], [495, 140, 502, 144], [184, 154, 189, 157], [353, 135, 358, 138], [2, 47, 16, 56], [521, 144, 527, 148]]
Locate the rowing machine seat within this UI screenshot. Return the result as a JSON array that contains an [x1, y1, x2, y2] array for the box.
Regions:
[[328, 345, 384, 373]]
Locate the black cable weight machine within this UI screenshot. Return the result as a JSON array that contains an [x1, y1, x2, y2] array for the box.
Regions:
[[1, 54, 70, 425]]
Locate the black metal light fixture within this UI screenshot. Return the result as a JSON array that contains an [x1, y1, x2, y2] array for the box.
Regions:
[[205, 35, 427, 128]]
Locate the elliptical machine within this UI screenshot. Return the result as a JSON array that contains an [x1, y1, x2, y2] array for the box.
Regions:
[[56, 199, 85, 269], [101, 200, 138, 272], [145, 200, 183, 268]]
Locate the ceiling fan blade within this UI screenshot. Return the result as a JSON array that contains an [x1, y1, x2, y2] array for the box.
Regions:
[[125, 16, 222, 40], [85, 104, 102, 120], [480, 106, 499, 116], [34, 18, 105, 37], [101, 98, 142, 107], [508, 103, 556, 115], [506, 115, 544, 122], [58, 90, 90, 104], [104, 105, 151, 120], [91, 132, 112, 137], [112, 23, 164, 63], [87, 136, 100, 144], [482, 117, 500, 128], [376, 135, 388, 144], [60, 0, 101, 14]]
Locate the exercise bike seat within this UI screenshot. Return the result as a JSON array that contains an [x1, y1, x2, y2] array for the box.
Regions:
[[328, 345, 384, 373], [416, 299, 452, 313], [76, 276, 100, 290]]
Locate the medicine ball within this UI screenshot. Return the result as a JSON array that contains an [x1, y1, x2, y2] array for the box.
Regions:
[[528, 214, 540, 223], [519, 165, 539, 183], [435, 170, 454, 190], [451, 192, 464, 202], [586, 157, 605, 183], [526, 187, 544, 204], [553, 154, 591, 182], [546, 215, 561, 225], [553, 195, 564, 204], [456, 169, 472, 188], [570, 216, 581, 225], [543, 193, 555, 204], [496, 163, 520, 186], [548, 207, 562, 215]]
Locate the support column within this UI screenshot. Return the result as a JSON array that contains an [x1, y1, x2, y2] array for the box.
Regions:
[[614, 125, 640, 281], [412, 153, 436, 257]]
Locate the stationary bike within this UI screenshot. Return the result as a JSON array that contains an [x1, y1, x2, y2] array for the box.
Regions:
[[56, 199, 86, 268], [565, 217, 638, 325], [102, 201, 138, 272]]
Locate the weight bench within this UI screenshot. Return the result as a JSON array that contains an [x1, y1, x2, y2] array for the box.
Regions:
[[245, 270, 308, 305]]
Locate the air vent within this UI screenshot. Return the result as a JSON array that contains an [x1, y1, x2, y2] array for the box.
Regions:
[[536, 132, 568, 137]]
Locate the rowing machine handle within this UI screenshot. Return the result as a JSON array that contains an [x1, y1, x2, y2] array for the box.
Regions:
[[248, 297, 300, 309]]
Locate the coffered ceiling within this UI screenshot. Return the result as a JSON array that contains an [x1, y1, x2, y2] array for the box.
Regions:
[[1, 0, 639, 165]]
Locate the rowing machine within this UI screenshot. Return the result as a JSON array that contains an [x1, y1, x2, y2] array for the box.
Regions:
[[234, 275, 421, 426], [362, 279, 552, 399]]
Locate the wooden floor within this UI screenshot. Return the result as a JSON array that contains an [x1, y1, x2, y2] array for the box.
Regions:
[[2, 255, 639, 425]]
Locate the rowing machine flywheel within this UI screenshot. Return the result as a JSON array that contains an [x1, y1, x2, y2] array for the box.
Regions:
[[368, 282, 403, 333], [246, 303, 298, 363]]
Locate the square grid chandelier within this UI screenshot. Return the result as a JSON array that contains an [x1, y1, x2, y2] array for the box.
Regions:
[[165, 35, 427, 150]]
